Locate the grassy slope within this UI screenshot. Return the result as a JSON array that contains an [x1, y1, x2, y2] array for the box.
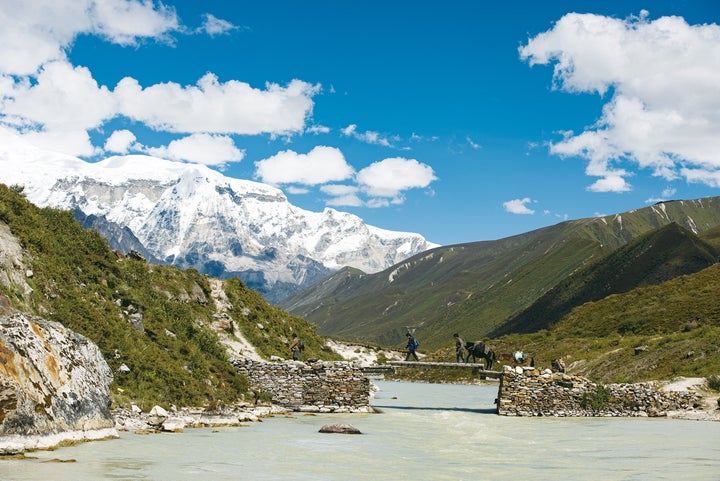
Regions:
[[493, 223, 719, 336], [0, 184, 339, 410]]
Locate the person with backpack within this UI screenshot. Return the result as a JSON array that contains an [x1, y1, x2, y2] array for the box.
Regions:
[[290, 333, 303, 361], [405, 332, 419, 361]]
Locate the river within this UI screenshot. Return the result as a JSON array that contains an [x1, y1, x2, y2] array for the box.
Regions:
[[2, 381, 718, 480]]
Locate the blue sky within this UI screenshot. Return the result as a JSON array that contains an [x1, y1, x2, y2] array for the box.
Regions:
[[1, 1, 719, 245]]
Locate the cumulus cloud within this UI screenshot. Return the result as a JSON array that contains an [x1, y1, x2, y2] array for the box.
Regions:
[[0, 1, 319, 157], [0, 0, 179, 76], [104, 129, 137, 153], [146, 133, 244, 166], [2, 61, 116, 130], [254, 146, 355, 186], [503, 198, 535, 215], [115, 74, 319, 135], [521, 11, 720, 191], [356, 157, 436, 200]]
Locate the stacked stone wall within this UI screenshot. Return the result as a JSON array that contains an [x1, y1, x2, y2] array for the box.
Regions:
[[497, 366, 701, 417], [233, 359, 371, 413]]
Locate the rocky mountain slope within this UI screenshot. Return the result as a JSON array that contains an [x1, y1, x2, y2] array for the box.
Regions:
[[0, 146, 436, 302], [280, 198, 720, 348], [0, 184, 341, 409]]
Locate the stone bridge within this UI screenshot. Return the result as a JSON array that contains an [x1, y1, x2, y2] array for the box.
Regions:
[[233, 359, 702, 418]]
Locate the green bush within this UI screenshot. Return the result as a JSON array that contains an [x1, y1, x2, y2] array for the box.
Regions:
[[580, 385, 611, 411]]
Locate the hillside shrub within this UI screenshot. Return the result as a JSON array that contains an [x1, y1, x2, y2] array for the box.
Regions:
[[708, 375, 720, 391]]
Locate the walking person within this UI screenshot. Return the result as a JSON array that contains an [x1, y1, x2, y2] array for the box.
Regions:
[[453, 333, 467, 363], [290, 333, 301, 361], [405, 332, 419, 361]]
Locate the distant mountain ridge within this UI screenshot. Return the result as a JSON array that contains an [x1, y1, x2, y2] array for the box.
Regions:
[[279, 197, 720, 348], [0, 145, 437, 302]]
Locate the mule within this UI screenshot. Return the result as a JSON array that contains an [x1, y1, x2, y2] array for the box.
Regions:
[[463, 341, 496, 369]]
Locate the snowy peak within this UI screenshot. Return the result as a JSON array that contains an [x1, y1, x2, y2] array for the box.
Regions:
[[0, 142, 437, 302]]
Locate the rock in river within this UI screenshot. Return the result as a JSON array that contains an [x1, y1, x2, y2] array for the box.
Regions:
[[319, 423, 362, 434]]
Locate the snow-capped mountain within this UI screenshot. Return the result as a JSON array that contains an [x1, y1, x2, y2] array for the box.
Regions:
[[0, 141, 438, 301]]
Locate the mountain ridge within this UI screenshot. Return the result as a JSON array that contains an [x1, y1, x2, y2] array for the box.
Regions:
[[280, 197, 720, 348], [0, 147, 437, 302]]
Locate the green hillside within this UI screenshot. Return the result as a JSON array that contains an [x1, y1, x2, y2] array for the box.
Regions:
[[419, 256, 720, 384], [0, 184, 339, 410], [280, 197, 720, 349], [492, 223, 719, 336], [511, 262, 720, 383]]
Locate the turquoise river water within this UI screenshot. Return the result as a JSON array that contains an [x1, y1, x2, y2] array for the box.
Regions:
[[1, 381, 718, 480]]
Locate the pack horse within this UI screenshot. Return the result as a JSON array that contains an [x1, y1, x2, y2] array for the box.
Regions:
[[464, 341, 496, 369]]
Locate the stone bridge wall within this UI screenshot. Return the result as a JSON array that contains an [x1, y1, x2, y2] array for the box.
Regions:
[[497, 366, 702, 417], [233, 359, 372, 413]]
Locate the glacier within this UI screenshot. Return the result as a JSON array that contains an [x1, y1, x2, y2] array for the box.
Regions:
[[0, 142, 438, 302]]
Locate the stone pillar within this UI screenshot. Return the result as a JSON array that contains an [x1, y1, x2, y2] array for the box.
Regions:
[[233, 359, 372, 413]]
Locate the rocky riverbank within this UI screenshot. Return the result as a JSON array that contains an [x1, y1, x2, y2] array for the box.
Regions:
[[497, 365, 720, 419], [112, 402, 288, 433], [660, 376, 720, 421]]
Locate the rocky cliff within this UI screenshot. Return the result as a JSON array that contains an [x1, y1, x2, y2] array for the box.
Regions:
[[0, 312, 117, 454]]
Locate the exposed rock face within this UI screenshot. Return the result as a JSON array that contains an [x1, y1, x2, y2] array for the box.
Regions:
[[0, 313, 117, 453]]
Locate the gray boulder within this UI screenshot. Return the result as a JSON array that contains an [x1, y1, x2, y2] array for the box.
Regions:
[[0, 313, 117, 453], [319, 423, 362, 434]]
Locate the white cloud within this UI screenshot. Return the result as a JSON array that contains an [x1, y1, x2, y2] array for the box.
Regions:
[[146, 133, 244, 166], [0, 0, 179, 76], [466, 136, 481, 150], [307, 124, 331, 135], [0, 2, 318, 159], [356, 157, 436, 199], [587, 175, 631, 193], [645, 187, 678, 204], [321, 184, 363, 207], [503, 198, 535, 215], [88, 0, 179, 45], [681, 168, 720, 188], [104, 129, 137, 153], [342, 124, 393, 147], [254, 146, 354, 186], [19, 128, 98, 157], [521, 12, 720, 191], [366, 198, 391, 208], [115, 74, 319, 135], [286, 186, 309, 195], [198, 13, 237, 36], [2, 61, 116, 131]]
